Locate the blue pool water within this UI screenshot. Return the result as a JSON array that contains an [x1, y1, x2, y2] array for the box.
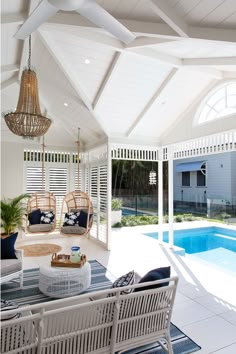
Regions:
[[122, 208, 151, 216], [144, 227, 236, 273], [144, 227, 236, 254]]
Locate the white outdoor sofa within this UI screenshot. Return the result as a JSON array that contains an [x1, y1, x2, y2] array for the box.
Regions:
[[1, 276, 178, 354], [0, 250, 23, 289]]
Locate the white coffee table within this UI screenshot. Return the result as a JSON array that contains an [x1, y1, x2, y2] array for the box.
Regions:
[[39, 262, 91, 298]]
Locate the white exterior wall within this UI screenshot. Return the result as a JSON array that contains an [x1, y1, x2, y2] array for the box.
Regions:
[[1, 142, 24, 199], [173, 152, 234, 203]]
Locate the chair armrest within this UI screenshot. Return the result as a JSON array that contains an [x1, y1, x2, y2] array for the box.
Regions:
[[15, 249, 23, 260]]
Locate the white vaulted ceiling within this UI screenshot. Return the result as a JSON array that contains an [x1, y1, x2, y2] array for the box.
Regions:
[[1, 0, 236, 149]]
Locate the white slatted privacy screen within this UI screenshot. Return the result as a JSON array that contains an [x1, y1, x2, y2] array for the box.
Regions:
[[111, 144, 159, 161]]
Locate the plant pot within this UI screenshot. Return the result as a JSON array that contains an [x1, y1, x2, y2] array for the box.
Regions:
[[111, 210, 122, 226]]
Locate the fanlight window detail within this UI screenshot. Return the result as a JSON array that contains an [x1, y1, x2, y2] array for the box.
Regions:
[[197, 82, 236, 124]]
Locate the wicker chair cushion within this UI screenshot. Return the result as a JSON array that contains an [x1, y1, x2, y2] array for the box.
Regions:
[[28, 224, 53, 233], [61, 226, 86, 235]]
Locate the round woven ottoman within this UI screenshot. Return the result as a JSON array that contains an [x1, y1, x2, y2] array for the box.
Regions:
[[39, 262, 91, 298]]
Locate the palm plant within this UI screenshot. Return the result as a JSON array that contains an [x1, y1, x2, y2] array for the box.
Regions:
[[1, 193, 29, 236]]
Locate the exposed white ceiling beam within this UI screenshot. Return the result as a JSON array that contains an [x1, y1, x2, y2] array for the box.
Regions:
[[38, 31, 108, 136], [125, 36, 178, 48], [189, 26, 236, 43], [181, 66, 223, 80], [3, 11, 236, 43], [127, 47, 181, 66], [93, 52, 122, 110], [1, 64, 20, 74], [1, 74, 18, 90], [1, 12, 26, 25], [183, 57, 236, 66], [148, 0, 189, 37], [126, 68, 178, 137], [223, 71, 236, 79]]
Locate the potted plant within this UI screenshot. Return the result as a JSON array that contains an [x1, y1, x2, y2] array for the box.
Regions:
[[1, 193, 29, 238], [111, 198, 123, 226]]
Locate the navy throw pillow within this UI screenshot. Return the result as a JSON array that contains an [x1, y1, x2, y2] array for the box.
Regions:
[[28, 209, 41, 225], [134, 266, 171, 292], [1, 232, 18, 259], [78, 210, 88, 228], [40, 211, 55, 224]]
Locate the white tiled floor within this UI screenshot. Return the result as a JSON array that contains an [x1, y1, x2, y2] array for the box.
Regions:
[[16, 222, 236, 354]]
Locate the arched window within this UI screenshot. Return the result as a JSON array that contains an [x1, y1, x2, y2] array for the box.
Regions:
[[196, 81, 236, 124]]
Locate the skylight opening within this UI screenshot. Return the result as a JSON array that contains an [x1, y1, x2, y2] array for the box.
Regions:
[[196, 81, 236, 125]]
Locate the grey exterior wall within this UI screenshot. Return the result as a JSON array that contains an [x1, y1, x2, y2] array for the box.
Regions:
[[173, 152, 236, 204]]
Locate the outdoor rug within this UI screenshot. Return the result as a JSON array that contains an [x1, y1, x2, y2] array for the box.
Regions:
[[1, 260, 115, 305], [17, 243, 62, 256], [1, 261, 201, 354]]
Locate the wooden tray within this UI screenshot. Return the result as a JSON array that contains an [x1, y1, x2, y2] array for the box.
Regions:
[[51, 253, 87, 268]]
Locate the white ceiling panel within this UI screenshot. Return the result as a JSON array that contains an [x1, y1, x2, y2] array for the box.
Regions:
[[39, 27, 116, 103], [95, 53, 172, 134], [130, 69, 213, 138]]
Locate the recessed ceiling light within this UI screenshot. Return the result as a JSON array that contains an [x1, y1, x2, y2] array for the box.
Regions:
[[84, 59, 90, 64], [64, 102, 68, 107]]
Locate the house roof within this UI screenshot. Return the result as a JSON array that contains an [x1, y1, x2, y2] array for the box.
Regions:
[[1, 0, 236, 150]]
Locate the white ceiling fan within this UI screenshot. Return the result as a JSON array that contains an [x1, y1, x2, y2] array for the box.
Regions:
[[15, 0, 136, 44]]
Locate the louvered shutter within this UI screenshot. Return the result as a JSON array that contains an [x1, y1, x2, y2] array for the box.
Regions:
[[26, 167, 45, 194], [49, 168, 68, 220], [74, 169, 82, 190], [99, 165, 107, 243]]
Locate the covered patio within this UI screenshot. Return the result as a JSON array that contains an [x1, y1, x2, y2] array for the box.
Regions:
[[1, 1, 236, 353]]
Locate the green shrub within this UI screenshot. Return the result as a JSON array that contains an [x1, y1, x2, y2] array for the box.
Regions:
[[111, 198, 122, 211], [119, 215, 158, 227], [174, 215, 183, 222], [182, 213, 195, 221]]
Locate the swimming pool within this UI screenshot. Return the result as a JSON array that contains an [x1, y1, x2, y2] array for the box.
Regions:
[[144, 227, 236, 254], [144, 227, 236, 273]]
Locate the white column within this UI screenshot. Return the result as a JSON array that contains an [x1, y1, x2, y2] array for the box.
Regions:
[[106, 142, 112, 250], [168, 156, 174, 248], [158, 159, 163, 244]]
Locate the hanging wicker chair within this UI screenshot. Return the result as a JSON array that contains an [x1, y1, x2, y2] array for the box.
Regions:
[[26, 192, 56, 233], [60, 190, 93, 236]]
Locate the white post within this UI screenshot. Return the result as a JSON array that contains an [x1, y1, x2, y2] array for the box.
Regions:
[[107, 142, 112, 250], [168, 155, 174, 248], [158, 159, 163, 244]]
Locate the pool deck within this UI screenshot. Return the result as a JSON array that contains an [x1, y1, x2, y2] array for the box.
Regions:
[[16, 220, 236, 354]]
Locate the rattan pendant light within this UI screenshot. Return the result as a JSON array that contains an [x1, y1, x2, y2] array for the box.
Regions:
[[3, 36, 51, 138]]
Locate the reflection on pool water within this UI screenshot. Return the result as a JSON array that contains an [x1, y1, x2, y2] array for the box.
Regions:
[[143, 227, 236, 273]]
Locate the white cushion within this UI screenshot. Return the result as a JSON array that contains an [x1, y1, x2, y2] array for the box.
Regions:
[[1, 259, 22, 277]]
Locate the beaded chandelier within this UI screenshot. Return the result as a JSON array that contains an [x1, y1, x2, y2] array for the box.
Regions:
[[3, 36, 51, 138]]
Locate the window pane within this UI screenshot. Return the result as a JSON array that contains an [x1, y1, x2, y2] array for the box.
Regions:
[[182, 172, 190, 186], [197, 171, 206, 187]]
